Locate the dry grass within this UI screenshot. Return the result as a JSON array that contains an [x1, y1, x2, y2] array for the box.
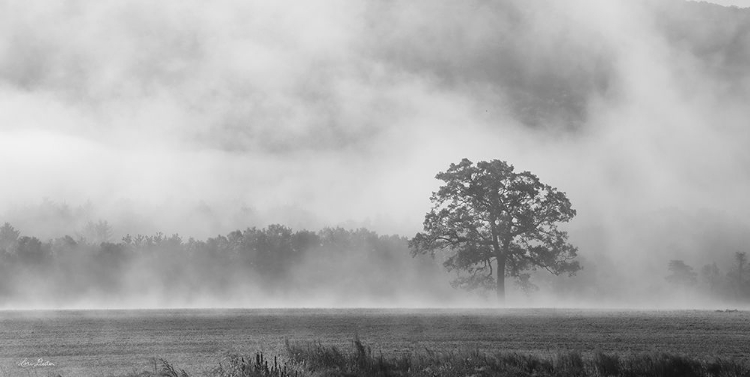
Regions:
[[2, 309, 749, 376], [123, 339, 750, 377]]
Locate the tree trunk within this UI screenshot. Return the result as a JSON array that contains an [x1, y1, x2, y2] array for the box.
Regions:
[[496, 255, 506, 305]]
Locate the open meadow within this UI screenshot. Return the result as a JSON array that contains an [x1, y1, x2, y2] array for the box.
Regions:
[[0, 308, 748, 376]]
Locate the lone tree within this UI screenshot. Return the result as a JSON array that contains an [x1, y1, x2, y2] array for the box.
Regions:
[[410, 158, 580, 303]]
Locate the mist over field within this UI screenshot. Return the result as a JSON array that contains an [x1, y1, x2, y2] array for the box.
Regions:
[[1, 0, 750, 309]]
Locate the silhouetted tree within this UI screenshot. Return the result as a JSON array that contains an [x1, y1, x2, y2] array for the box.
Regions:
[[666, 260, 698, 287], [728, 252, 748, 300], [410, 158, 580, 303], [94, 242, 129, 293], [0, 223, 19, 298], [15, 236, 50, 266], [701, 262, 723, 296], [291, 230, 320, 256], [252, 225, 295, 282], [0, 222, 20, 252], [79, 220, 113, 245]]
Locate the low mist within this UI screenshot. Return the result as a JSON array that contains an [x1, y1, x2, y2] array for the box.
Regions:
[[1, 0, 749, 309]]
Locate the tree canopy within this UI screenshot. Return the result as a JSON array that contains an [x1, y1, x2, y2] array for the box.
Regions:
[[410, 158, 580, 303]]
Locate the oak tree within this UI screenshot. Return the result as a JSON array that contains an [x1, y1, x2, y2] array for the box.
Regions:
[[410, 158, 580, 303]]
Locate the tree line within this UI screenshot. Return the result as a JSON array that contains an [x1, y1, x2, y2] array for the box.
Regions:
[[666, 253, 750, 302], [0, 222, 449, 306], [2, 218, 749, 306]]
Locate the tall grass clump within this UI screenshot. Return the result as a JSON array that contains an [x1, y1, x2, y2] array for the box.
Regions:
[[206, 352, 302, 377], [155, 358, 190, 377], [122, 353, 302, 377], [592, 350, 620, 376], [285, 337, 412, 376], [622, 353, 703, 377]]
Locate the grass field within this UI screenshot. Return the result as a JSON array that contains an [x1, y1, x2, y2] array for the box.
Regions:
[[0, 309, 748, 376]]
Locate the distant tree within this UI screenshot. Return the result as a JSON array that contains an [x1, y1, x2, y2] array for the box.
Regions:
[[0, 222, 20, 252], [93, 242, 130, 293], [728, 252, 748, 299], [97, 242, 128, 263], [79, 220, 113, 245], [291, 230, 320, 256], [700, 262, 723, 295], [0, 223, 19, 296], [248, 225, 295, 281], [15, 236, 50, 266], [666, 260, 698, 287], [410, 158, 580, 304]]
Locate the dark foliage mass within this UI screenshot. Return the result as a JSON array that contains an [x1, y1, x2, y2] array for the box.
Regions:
[[0, 222, 449, 307]]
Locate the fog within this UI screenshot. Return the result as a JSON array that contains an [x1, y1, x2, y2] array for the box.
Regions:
[[1, 0, 749, 309]]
